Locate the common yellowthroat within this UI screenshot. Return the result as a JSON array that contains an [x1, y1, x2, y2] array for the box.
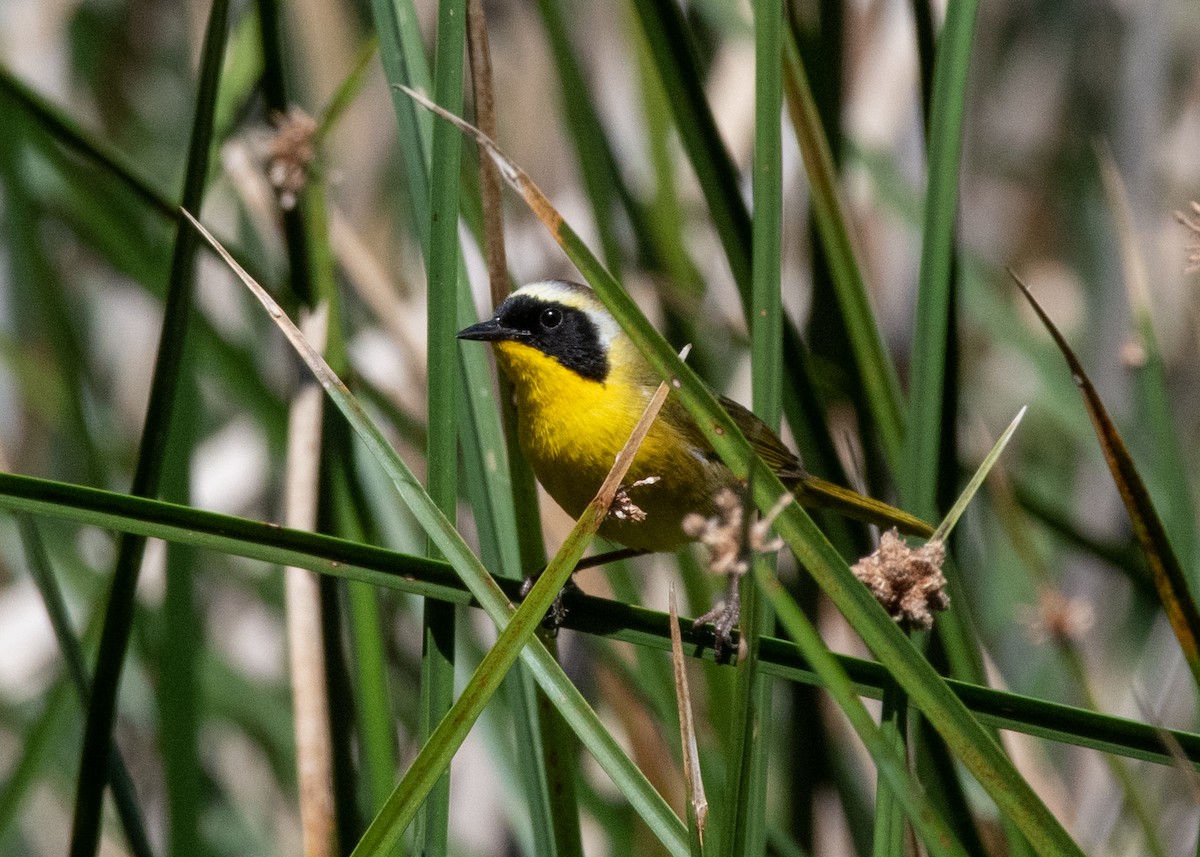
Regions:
[[457, 280, 932, 553]]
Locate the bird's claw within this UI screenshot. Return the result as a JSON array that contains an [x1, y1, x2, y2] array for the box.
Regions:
[[520, 574, 578, 634], [694, 574, 742, 663]]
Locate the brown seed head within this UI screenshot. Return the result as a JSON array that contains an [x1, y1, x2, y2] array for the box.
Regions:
[[851, 529, 949, 632]]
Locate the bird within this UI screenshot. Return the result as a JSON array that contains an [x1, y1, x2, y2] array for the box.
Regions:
[[457, 280, 931, 644]]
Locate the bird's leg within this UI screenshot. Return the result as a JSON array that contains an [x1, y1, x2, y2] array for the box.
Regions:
[[693, 572, 741, 662], [520, 547, 650, 631]]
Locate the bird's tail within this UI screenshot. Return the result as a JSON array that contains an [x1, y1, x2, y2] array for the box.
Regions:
[[792, 475, 934, 539]]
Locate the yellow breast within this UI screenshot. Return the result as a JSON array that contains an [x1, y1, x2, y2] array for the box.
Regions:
[[494, 339, 726, 551]]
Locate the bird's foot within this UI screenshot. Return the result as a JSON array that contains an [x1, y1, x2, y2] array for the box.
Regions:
[[519, 573, 579, 634], [693, 574, 742, 663]]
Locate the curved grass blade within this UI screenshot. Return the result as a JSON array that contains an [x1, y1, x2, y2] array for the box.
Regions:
[[1011, 272, 1200, 690], [182, 210, 691, 857], [69, 3, 230, 854], [401, 91, 1086, 857]]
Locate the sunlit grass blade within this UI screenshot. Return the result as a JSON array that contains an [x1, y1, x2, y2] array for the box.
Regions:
[[932, 406, 1027, 542], [183, 210, 690, 856], [1011, 272, 1200, 690], [69, 3, 230, 854]]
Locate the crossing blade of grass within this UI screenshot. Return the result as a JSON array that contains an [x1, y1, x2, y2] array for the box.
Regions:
[[5, 464, 1200, 771], [184, 210, 691, 857], [1011, 272, 1200, 690], [350, 356, 676, 857], [403, 92, 1086, 857], [68, 3, 230, 855]]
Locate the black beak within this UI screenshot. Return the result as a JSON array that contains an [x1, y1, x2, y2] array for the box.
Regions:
[[457, 317, 521, 342]]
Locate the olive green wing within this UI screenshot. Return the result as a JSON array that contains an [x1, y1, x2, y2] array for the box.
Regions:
[[718, 395, 807, 480], [665, 393, 933, 537], [660, 392, 805, 480]]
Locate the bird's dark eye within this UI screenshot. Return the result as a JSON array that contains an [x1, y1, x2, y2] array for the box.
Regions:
[[540, 307, 563, 329]]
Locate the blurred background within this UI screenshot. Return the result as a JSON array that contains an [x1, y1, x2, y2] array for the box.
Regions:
[[1, 0, 1200, 854]]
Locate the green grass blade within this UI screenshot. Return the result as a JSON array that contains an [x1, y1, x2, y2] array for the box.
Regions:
[[903, 0, 977, 520], [631, 0, 895, 488], [332, 474, 398, 816], [68, 3, 230, 854], [418, 1, 468, 851], [723, 2, 783, 853], [373, 5, 569, 854], [0, 63, 272, 290]]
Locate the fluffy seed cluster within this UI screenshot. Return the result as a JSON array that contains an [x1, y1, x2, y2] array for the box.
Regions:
[[266, 108, 317, 210], [682, 489, 789, 578], [851, 529, 948, 631]]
